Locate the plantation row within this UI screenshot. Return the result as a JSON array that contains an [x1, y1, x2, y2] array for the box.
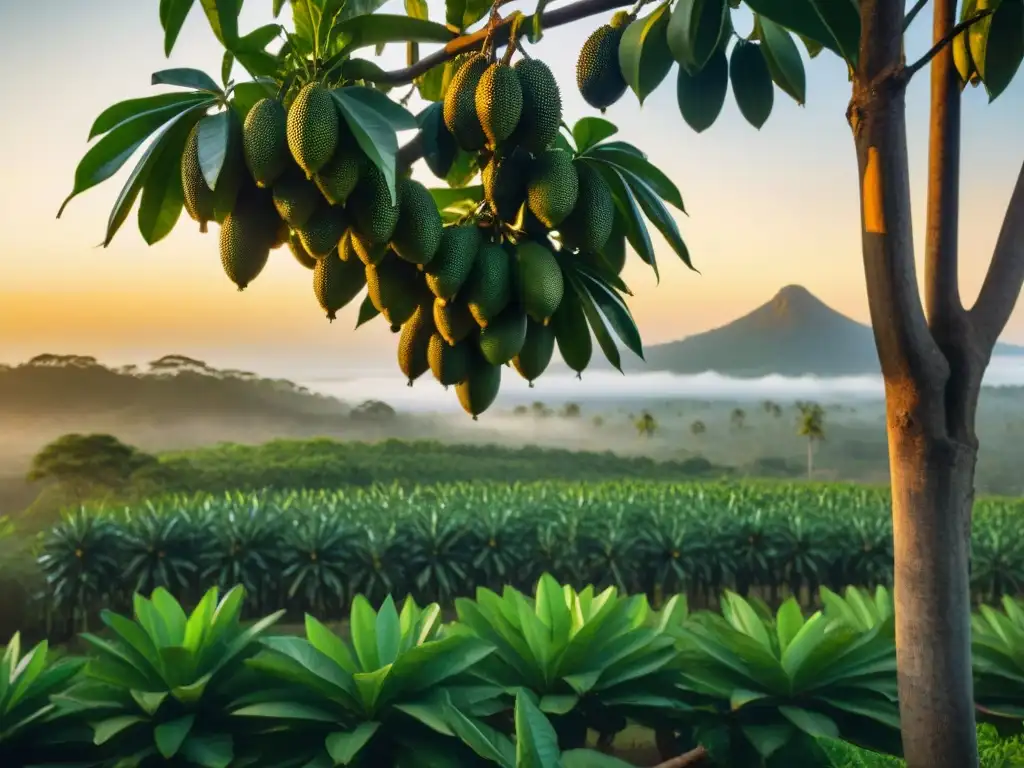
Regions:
[[17, 482, 1024, 639], [4, 577, 1024, 768]]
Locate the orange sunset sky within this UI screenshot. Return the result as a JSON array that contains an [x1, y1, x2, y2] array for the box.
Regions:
[[1, 0, 1022, 372]]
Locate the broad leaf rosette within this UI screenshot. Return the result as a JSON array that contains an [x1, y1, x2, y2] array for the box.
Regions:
[[973, 596, 1024, 726]]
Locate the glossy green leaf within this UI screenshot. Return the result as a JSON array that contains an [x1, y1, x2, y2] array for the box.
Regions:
[[800, 33, 824, 58], [417, 102, 458, 178], [337, 86, 418, 132], [530, 0, 552, 42], [179, 733, 233, 768], [325, 722, 381, 765], [355, 294, 380, 328], [805, 0, 860, 65], [331, 15, 454, 56], [340, 0, 390, 20], [137, 115, 193, 245], [446, 0, 492, 30], [333, 89, 399, 205], [978, 0, 1024, 100], [160, 0, 196, 57], [406, 0, 428, 20], [742, 722, 795, 757], [779, 706, 840, 738], [618, 3, 675, 104], [196, 111, 233, 190], [588, 162, 657, 279], [514, 692, 561, 768], [729, 41, 774, 128], [584, 145, 685, 212], [443, 698, 516, 767], [221, 51, 235, 86], [349, 595, 380, 671], [569, 272, 623, 373], [666, 0, 728, 72], [155, 715, 195, 758], [758, 16, 806, 104], [93, 715, 145, 745], [375, 596, 402, 668], [572, 117, 618, 153], [743, 0, 850, 62], [229, 80, 277, 121], [89, 93, 208, 140], [152, 68, 223, 93], [615, 165, 694, 271], [273, 0, 286, 16], [199, 0, 240, 48], [676, 46, 728, 132], [574, 271, 644, 361]]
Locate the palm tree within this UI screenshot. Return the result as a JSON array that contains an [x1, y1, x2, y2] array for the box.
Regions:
[[635, 411, 657, 439], [730, 408, 746, 431], [562, 402, 581, 418], [797, 403, 826, 479], [690, 420, 706, 436]]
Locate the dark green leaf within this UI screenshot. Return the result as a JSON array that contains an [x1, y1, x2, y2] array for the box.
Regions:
[[337, 86, 418, 132], [325, 723, 380, 764], [58, 97, 214, 217], [742, 0, 850, 62], [221, 51, 235, 86], [239, 24, 282, 52], [758, 16, 806, 104], [591, 140, 645, 157], [417, 102, 458, 178], [584, 146, 685, 212], [799, 33, 824, 58], [339, 0, 390, 20], [615, 165, 695, 271], [572, 252, 633, 296], [666, 0, 728, 72], [355, 294, 380, 328], [568, 273, 622, 373], [179, 733, 234, 768], [290, 2, 315, 53], [89, 93, 208, 140], [405, 0, 429, 20], [587, 161, 657, 279], [572, 117, 618, 153], [618, 2, 675, 104], [333, 89, 399, 204], [155, 715, 195, 758], [805, 0, 860, 66], [273, 0, 286, 16], [446, 0, 492, 30], [729, 41, 774, 129], [331, 15, 454, 56], [979, 0, 1024, 101], [676, 46, 728, 132], [573, 270, 644, 360], [197, 111, 233, 190], [160, 0, 196, 57], [138, 112, 196, 245], [152, 68, 223, 93], [199, 0, 240, 48], [105, 102, 212, 246]]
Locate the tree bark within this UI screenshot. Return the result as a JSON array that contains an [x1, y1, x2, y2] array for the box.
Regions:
[[806, 439, 814, 479]]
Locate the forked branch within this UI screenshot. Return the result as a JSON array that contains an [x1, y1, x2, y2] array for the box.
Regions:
[[904, 9, 993, 80], [371, 0, 633, 85]]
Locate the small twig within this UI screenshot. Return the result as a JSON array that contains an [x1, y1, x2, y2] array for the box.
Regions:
[[652, 746, 709, 768], [398, 84, 416, 107], [903, 0, 930, 31], [904, 9, 994, 80]]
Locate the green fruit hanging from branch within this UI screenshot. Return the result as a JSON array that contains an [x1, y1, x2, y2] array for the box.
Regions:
[[57, 0, 697, 419]]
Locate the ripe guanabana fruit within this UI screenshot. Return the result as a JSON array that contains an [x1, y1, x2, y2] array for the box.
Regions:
[[576, 12, 630, 110], [427, 333, 470, 386], [456, 349, 502, 419], [478, 307, 528, 366], [315, 146, 364, 206], [512, 319, 555, 385], [243, 98, 289, 188], [349, 163, 400, 244], [527, 150, 579, 228], [314, 241, 367, 321], [366, 253, 426, 329], [181, 124, 215, 232], [391, 178, 443, 266], [397, 302, 436, 385], [219, 186, 276, 291], [298, 204, 348, 259], [443, 54, 489, 151], [425, 224, 481, 303], [350, 229, 388, 266], [288, 232, 318, 270], [434, 298, 478, 346], [511, 59, 562, 153], [463, 243, 512, 328], [287, 83, 339, 177], [272, 169, 322, 229], [475, 62, 523, 146], [515, 241, 564, 324], [482, 148, 530, 222], [558, 160, 615, 253]]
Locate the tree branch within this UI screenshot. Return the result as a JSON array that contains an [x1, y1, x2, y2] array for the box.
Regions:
[[904, 9, 993, 80], [922, 0, 963, 330], [903, 0, 930, 31], [652, 746, 709, 768], [970, 157, 1024, 351], [370, 0, 632, 85]]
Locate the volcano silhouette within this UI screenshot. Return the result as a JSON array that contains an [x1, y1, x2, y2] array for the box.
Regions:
[[608, 285, 1024, 378]]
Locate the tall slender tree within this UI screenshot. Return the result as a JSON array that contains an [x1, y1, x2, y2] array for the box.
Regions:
[[797, 402, 826, 479]]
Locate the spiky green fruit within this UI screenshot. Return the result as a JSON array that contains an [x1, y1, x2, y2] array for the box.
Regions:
[[288, 232, 318, 270], [443, 54, 489, 152], [479, 308, 527, 365], [515, 241, 564, 324], [512, 319, 555, 385], [456, 350, 502, 419], [527, 150, 579, 228], [391, 179, 443, 265], [397, 302, 435, 385], [272, 169, 322, 229], [271, 218, 290, 249], [349, 164, 400, 244], [287, 83, 339, 177], [366, 253, 426, 329], [243, 98, 289, 188], [434, 298, 477, 346], [182, 124, 216, 232], [297, 204, 348, 259], [511, 59, 562, 153], [350, 229, 388, 266], [425, 225, 481, 303], [314, 240, 367, 321], [427, 334, 470, 386], [315, 146, 364, 205], [464, 243, 512, 328], [576, 13, 630, 110], [558, 161, 615, 253], [475, 62, 523, 147], [219, 187, 276, 291], [482, 148, 530, 222], [550, 288, 592, 378]]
